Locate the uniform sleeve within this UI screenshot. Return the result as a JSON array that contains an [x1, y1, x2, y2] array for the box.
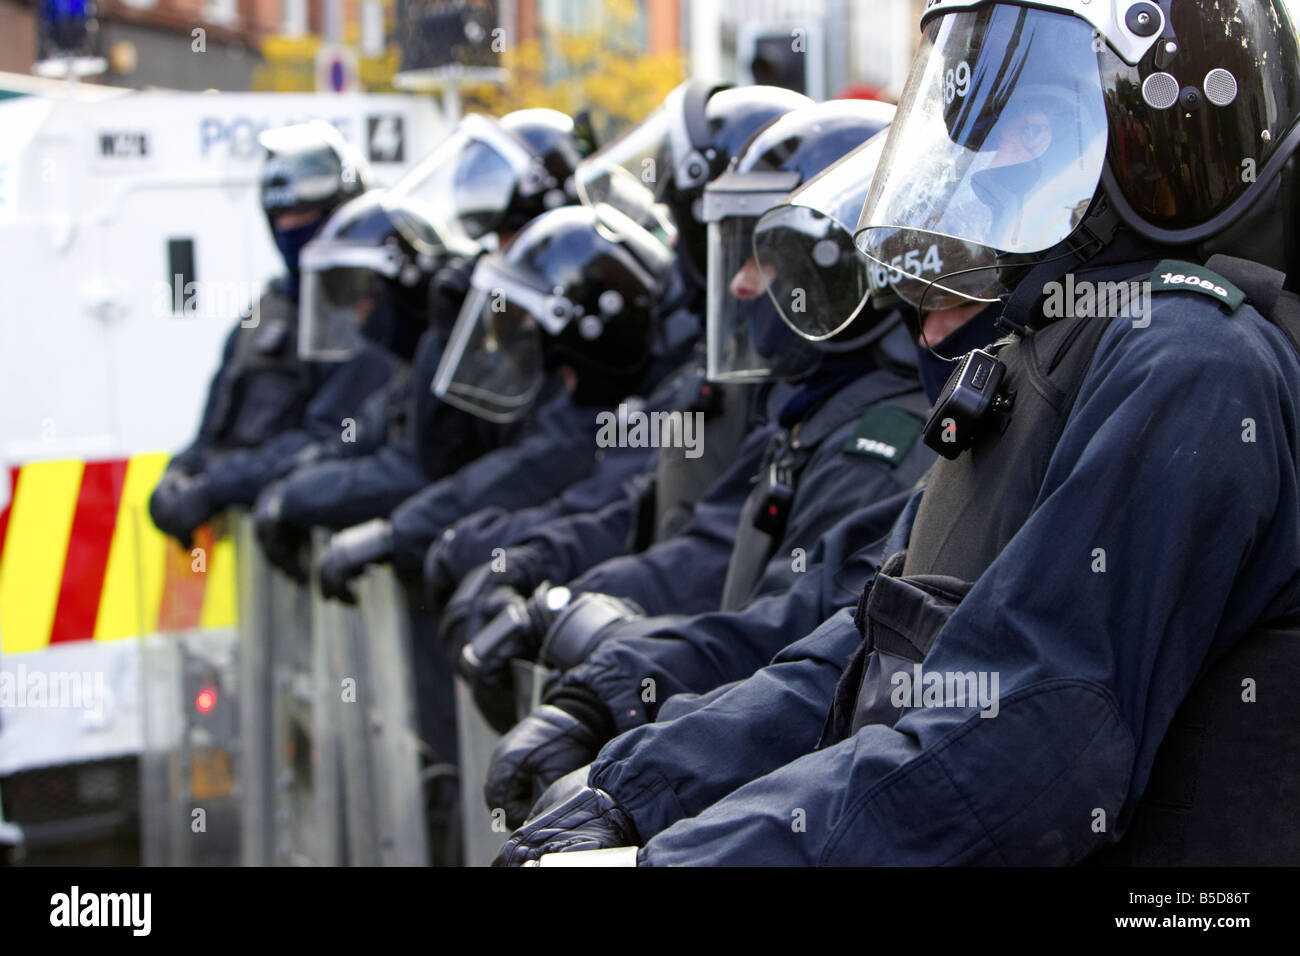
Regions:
[[511, 492, 638, 586], [171, 323, 242, 473], [202, 345, 395, 509], [561, 427, 772, 614], [638, 307, 1300, 866], [438, 449, 654, 582], [388, 401, 599, 575], [299, 344, 394, 441], [278, 445, 428, 531], [588, 610, 864, 841], [558, 490, 909, 732]]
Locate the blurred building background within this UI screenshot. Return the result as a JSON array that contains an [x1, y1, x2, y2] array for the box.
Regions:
[[0, 1, 924, 117]]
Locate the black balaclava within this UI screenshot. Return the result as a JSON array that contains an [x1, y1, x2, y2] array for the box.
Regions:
[[274, 219, 323, 299], [916, 303, 1003, 404]]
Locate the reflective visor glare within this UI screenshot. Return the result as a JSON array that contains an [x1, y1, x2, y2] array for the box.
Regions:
[[707, 217, 820, 383], [433, 287, 545, 422], [753, 133, 886, 340], [453, 140, 517, 239], [855, 5, 1108, 307], [754, 204, 869, 341], [389, 127, 515, 240], [575, 105, 674, 230]]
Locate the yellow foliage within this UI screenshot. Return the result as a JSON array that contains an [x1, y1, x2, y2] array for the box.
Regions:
[[463, 6, 684, 139], [250, 0, 682, 135]]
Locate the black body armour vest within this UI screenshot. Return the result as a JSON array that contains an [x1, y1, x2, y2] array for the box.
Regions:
[[826, 255, 1300, 865], [211, 287, 313, 448]]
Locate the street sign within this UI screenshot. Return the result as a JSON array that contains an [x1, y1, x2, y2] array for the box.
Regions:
[[314, 44, 360, 94]]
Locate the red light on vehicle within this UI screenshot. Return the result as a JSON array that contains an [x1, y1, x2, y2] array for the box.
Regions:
[[196, 687, 217, 713]]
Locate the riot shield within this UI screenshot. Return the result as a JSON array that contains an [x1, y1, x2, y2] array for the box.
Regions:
[[340, 565, 430, 866]]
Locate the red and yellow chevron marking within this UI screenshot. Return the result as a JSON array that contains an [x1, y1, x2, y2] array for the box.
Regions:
[[0, 455, 236, 655]]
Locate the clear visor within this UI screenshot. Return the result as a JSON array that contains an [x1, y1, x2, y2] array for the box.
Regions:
[[575, 104, 676, 234], [855, 5, 1108, 309], [706, 215, 822, 384], [753, 133, 887, 342], [388, 115, 535, 241], [430, 257, 556, 422], [298, 242, 402, 361]]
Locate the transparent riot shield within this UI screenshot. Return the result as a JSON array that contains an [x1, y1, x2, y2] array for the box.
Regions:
[[313, 534, 374, 866], [263, 527, 343, 867], [234, 513, 274, 865], [456, 675, 506, 866], [139, 516, 242, 866], [340, 566, 430, 866]]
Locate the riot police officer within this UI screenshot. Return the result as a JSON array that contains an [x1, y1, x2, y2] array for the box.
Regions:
[[249, 188, 491, 580], [149, 121, 391, 547]]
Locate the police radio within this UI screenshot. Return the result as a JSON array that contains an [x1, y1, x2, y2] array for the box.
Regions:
[[754, 461, 795, 537], [922, 348, 1013, 460]]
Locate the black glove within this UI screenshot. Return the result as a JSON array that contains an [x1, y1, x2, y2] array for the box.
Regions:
[[317, 519, 394, 604], [423, 529, 463, 608], [538, 591, 644, 670], [435, 544, 548, 637], [253, 480, 309, 583], [459, 582, 571, 733], [493, 779, 639, 867], [483, 692, 614, 828], [149, 469, 212, 549]]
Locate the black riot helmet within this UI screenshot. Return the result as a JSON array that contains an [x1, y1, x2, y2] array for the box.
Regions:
[[258, 121, 371, 271], [388, 108, 583, 244], [855, 0, 1300, 311], [432, 205, 673, 422], [575, 81, 812, 278], [702, 99, 896, 383], [258, 120, 371, 221], [298, 190, 479, 362]]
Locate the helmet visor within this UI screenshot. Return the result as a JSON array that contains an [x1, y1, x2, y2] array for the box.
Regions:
[[705, 213, 822, 384], [575, 103, 677, 234], [431, 257, 554, 422], [389, 115, 536, 240], [855, 4, 1109, 309], [298, 242, 402, 361], [753, 132, 887, 342]]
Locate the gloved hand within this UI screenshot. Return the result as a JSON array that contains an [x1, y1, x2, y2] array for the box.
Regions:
[[459, 582, 571, 733], [493, 779, 639, 867], [484, 692, 614, 828], [149, 469, 212, 549], [434, 544, 548, 639], [253, 480, 309, 583], [317, 519, 394, 604]]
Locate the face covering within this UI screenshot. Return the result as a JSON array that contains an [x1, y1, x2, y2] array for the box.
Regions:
[[273, 219, 324, 283], [744, 294, 800, 358], [915, 302, 1003, 403]]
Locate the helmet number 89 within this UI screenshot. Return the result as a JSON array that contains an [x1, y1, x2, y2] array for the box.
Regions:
[[944, 61, 971, 105]]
